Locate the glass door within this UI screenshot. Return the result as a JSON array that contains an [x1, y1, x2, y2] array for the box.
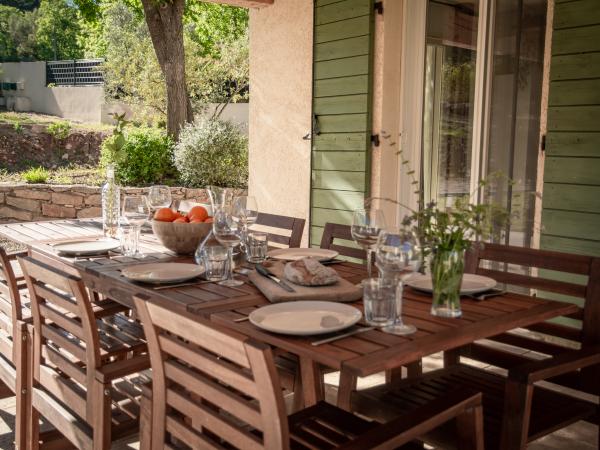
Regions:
[[417, 0, 546, 246], [422, 0, 479, 208]]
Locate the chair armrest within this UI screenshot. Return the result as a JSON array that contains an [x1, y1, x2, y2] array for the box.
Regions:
[[95, 355, 150, 383], [337, 390, 482, 450], [509, 345, 600, 384], [6, 251, 28, 260]]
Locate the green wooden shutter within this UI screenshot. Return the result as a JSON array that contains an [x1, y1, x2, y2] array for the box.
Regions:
[[541, 0, 600, 258], [309, 0, 375, 246]]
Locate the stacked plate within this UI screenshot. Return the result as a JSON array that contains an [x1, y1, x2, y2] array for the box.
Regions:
[[121, 263, 205, 284], [53, 239, 120, 257], [405, 273, 497, 295]]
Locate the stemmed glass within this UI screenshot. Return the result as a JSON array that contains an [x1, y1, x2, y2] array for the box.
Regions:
[[207, 186, 233, 214], [232, 196, 258, 251], [147, 185, 172, 212], [212, 208, 244, 287], [375, 228, 421, 335], [351, 208, 386, 278], [122, 196, 150, 257]]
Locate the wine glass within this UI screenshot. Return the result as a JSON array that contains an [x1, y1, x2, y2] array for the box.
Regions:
[[232, 196, 258, 251], [212, 208, 244, 287], [207, 186, 233, 214], [122, 196, 150, 257], [375, 228, 421, 335], [147, 185, 172, 212], [351, 208, 386, 278]]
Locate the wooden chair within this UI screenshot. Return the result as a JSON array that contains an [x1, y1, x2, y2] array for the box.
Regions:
[[254, 212, 305, 248], [319, 222, 366, 260], [134, 295, 485, 450], [352, 242, 600, 450], [0, 248, 31, 449], [18, 256, 150, 450]]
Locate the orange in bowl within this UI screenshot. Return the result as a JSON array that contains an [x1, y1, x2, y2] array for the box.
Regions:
[[173, 217, 189, 223], [187, 206, 209, 222], [154, 208, 177, 222]]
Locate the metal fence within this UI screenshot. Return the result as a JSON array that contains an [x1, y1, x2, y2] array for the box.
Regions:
[[46, 59, 104, 86]]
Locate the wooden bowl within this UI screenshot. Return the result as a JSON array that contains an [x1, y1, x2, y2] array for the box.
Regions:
[[151, 220, 212, 255]]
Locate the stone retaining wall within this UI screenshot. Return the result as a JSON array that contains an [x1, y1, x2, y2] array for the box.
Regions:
[[0, 183, 209, 223]]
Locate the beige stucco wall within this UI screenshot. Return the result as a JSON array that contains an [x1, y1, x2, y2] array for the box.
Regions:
[[248, 0, 313, 245]]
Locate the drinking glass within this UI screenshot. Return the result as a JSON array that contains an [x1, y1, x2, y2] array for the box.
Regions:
[[212, 208, 244, 287], [375, 228, 421, 335], [351, 208, 386, 278], [232, 196, 259, 251], [199, 245, 229, 281], [147, 185, 172, 211], [122, 196, 150, 257], [246, 231, 268, 263], [362, 278, 396, 327]]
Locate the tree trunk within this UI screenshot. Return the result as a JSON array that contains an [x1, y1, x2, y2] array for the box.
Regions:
[[140, 0, 193, 139]]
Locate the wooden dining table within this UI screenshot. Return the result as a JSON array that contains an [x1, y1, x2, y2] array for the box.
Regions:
[[0, 218, 580, 409]]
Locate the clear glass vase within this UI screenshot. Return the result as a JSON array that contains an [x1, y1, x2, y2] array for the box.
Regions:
[[430, 248, 465, 318]]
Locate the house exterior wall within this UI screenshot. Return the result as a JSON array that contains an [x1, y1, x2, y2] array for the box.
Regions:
[[247, 0, 314, 245], [540, 0, 600, 257]]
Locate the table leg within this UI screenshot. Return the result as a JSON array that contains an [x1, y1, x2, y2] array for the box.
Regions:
[[299, 357, 324, 407], [337, 369, 357, 411]]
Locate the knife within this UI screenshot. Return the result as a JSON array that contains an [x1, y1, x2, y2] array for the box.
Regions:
[[255, 264, 296, 292], [311, 326, 376, 346]]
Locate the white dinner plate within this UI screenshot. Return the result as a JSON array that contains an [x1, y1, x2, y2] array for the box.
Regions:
[[249, 301, 362, 336], [267, 248, 339, 262], [53, 239, 120, 256], [405, 273, 497, 295], [121, 263, 205, 284]]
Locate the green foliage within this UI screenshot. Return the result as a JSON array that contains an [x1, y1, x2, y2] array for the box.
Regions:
[[97, 0, 248, 125], [0, 0, 82, 61], [12, 121, 22, 133], [100, 113, 129, 163], [22, 166, 48, 183], [46, 120, 70, 139], [101, 126, 174, 185], [185, 3, 248, 57], [0, 4, 37, 61], [174, 117, 248, 188], [35, 0, 83, 60]]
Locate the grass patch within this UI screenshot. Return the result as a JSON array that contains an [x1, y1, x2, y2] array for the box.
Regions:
[[22, 167, 49, 184], [0, 112, 112, 133], [0, 165, 104, 186]]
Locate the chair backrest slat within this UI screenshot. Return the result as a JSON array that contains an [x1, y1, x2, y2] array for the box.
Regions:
[[0, 247, 25, 335], [464, 242, 599, 395], [135, 296, 290, 450], [255, 212, 305, 248], [19, 256, 102, 423], [320, 223, 366, 260]]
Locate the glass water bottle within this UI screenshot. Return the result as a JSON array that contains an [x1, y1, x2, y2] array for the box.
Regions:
[[102, 164, 120, 238]]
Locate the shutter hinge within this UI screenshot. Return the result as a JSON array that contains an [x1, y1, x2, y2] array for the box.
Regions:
[[371, 134, 380, 147], [541, 134, 546, 152], [374, 1, 383, 14]]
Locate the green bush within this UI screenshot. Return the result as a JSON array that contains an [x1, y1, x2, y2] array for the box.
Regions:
[[174, 118, 248, 188], [100, 127, 175, 185], [47, 121, 71, 139], [22, 167, 49, 184]]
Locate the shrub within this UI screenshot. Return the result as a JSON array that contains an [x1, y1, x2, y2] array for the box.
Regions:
[[22, 167, 49, 184], [47, 121, 71, 140], [174, 118, 248, 188], [100, 127, 175, 185]]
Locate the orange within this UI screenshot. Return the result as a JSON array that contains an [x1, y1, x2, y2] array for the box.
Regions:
[[154, 208, 176, 222], [189, 218, 204, 224], [187, 206, 209, 222], [203, 217, 214, 223], [173, 217, 189, 223]]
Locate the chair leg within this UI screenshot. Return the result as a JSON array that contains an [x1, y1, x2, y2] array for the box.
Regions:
[[92, 381, 111, 450], [139, 393, 152, 450], [500, 378, 533, 450], [456, 403, 484, 450], [14, 326, 28, 450]]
